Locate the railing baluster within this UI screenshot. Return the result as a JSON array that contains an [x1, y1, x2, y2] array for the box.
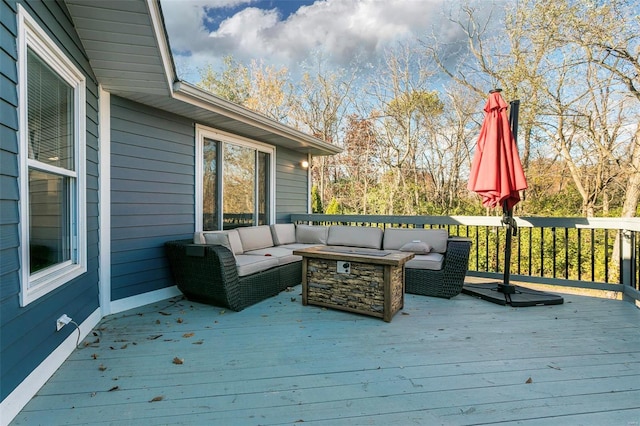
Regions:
[[565, 228, 569, 279], [578, 228, 582, 281], [485, 225, 490, 272], [540, 227, 545, 278], [528, 227, 532, 277], [552, 227, 557, 279], [591, 229, 596, 282], [604, 229, 609, 283]]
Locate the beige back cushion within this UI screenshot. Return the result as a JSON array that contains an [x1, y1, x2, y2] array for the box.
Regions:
[[237, 225, 274, 251], [270, 224, 296, 246], [383, 228, 448, 254], [327, 225, 383, 249], [296, 225, 329, 244], [198, 229, 244, 255]]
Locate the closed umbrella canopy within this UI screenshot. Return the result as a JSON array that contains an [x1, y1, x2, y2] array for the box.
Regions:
[[468, 90, 527, 211], [463, 90, 563, 307]]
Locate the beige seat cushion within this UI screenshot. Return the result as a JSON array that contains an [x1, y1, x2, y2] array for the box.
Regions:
[[383, 228, 448, 254], [327, 225, 383, 249], [237, 225, 274, 251], [405, 253, 444, 270], [244, 247, 302, 266], [270, 224, 296, 245], [234, 254, 280, 277]]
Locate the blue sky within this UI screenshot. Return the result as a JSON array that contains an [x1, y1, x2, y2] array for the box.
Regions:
[[202, 1, 318, 31], [159, 0, 499, 84]]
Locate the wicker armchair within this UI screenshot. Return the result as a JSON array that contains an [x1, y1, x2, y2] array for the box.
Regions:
[[165, 240, 301, 311], [404, 238, 472, 299]]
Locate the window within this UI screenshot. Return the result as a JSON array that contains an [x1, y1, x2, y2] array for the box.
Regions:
[[196, 126, 274, 231], [18, 6, 86, 305]]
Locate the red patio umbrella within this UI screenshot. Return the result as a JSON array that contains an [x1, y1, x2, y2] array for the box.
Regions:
[[467, 89, 527, 210], [463, 89, 563, 307]]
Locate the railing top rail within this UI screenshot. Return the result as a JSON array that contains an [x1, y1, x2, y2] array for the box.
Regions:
[[290, 214, 640, 232]]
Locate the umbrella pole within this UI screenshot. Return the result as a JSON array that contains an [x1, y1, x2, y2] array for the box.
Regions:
[[497, 99, 521, 298], [499, 200, 517, 297]]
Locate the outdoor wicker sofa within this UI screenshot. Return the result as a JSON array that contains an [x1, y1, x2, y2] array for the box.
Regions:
[[165, 224, 472, 311]]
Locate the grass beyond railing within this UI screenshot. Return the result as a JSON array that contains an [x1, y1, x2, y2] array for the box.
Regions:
[[290, 214, 640, 302]]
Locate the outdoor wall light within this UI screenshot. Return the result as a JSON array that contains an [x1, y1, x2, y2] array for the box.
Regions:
[[301, 160, 309, 169]]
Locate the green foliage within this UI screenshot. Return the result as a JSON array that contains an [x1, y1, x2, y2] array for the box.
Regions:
[[197, 56, 250, 104], [311, 185, 323, 213], [325, 198, 341, 214]]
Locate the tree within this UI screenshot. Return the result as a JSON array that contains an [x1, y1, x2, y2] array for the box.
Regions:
[[197, 56, 250, 104], [341, 114, 380, 214], [288, 55, 359, 209], [311, 185, 323, 213], [244, 60, 292, 122], [548, 0, 640, 218]]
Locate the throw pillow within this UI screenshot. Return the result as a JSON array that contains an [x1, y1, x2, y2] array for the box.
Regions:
[[399, 241, 432, 254]]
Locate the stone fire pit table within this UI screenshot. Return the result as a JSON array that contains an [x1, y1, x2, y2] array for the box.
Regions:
[[293, 246, 414, 322]]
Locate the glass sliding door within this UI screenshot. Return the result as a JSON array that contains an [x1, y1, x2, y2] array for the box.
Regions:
[[223, 143, 255, 228], [202, 138, 219, 231], [257, 151, 270, 226], [197, 126, 274, 231]]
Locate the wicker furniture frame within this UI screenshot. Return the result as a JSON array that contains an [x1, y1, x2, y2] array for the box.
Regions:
[[404, 238, 473, 299], [165, 234, 472, 312], [165, 240, 301, 311]]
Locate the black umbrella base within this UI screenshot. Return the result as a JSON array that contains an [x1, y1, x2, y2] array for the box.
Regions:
[[462, 283, 564, 307]]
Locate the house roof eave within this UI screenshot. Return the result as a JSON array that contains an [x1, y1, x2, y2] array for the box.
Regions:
[[64, 0, 341, 156]]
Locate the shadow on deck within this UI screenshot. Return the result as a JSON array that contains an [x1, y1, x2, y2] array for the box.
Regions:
[[10, 280, 640, 425]]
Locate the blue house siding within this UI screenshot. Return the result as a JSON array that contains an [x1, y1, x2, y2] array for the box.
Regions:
[[0, 0, 19, 314], [275, 147, 310, 222], [110, 96, 195, 301], [0, 0, 100, 403]]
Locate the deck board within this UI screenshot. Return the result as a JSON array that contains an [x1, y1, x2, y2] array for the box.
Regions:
[[10, 283, 640, 425]]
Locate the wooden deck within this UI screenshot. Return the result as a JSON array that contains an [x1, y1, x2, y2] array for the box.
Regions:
[[10, 281, 640, 425]]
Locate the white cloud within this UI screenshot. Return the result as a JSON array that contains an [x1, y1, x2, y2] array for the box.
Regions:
[[160, 0, 499, 83]]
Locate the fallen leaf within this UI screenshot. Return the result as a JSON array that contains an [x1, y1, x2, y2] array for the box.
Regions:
[[149, 396, 164, 402], [120, 344, 128, 349], [182, 332, 194, 338], [219, 310, 226, 315], [159, 311, 171, 316], [108, 386, 119, 392], [177, 318, 184, 324], [173, 357, 184, 365], [525, 377, 533, 384], [98, 364, 107, 371]]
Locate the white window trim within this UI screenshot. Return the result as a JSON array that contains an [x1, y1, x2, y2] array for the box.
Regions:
[[18, 5, 87, 306], [195, 124, 276, 231]]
